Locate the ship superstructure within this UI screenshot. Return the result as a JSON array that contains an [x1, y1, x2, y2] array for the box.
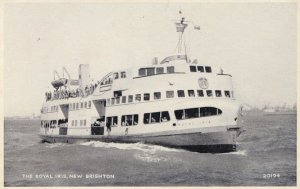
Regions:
[[40, 13, 243, 153]]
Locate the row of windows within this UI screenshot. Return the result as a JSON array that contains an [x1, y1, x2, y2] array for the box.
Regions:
[[104, 107, 220, 127], [42, 105, 59, 113], [138, 66, 175, 77], [107, 90, 234, 106], [69, 101, 92, 111], [190, 66, 212, 73], [71, 120, 87, 126], [175, 107, 222, 120], [114, 71, 127, 79]]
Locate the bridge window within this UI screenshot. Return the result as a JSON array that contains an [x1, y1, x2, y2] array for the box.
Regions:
[[121, 72, 126, 78], [197, 66, 204, 72], [167, 66, 175, 73], [80, 102, 83, 108], [166, 90, 174, 98], [114, 72, 119, 79], [121, 114, 138, 126], [188, 90, 195, 97], [84, 102, 87, 108], [206, 90, 213, 97], [190, 66, 197, 72], [205, 66, 212, 73], [156, 67, 164, 74], [144, 93, 150, 101], [128, 95, 133, 103], [122, 96, 126, 103], [177, 90, 185, 97], [139, 68, 146, 76], [225, 90, 231, 98], [197, 90, 204, 97], [147, 68, 155, 76], [154, 92, 161, 100], [215, 90, 222, 97]]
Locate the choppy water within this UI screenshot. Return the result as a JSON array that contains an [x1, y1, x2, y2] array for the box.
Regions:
[[4, 112, 296, 186]]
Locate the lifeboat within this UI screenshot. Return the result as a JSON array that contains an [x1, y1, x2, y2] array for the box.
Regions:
[[51, 78, 68, 89]]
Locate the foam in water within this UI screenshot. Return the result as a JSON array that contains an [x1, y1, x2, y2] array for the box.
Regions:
[[45, 143, 67, 149], [80, 141, 182, 153], [218, 150, 248, 156]]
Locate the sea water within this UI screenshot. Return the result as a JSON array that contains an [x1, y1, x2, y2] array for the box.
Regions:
[[4, 112, 296, 186]]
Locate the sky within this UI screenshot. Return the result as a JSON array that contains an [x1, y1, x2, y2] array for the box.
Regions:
[[3, 2, 297, 116]]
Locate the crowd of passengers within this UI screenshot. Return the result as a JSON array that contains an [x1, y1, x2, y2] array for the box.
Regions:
[[45, 83, 98, 101]]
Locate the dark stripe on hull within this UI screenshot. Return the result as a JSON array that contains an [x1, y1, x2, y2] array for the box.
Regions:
[[40, 130, 239, 153]]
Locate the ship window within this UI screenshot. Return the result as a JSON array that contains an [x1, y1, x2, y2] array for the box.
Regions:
[[188, 90, 195, 97], [121, 114, 138, 126], [205, 66, 212, 73], [190, 66, 197, 72], [114, 72, 119, 79], [175, 110, 184, 120], [121, 72, 126, 78], [83, 120, 86, 126], [139, 68, 146, 76], [185, 108, 199, 119], [114, 91, 122, 97], [107, 99, 111, 106], [197, 90, 204, 97], [111, 98, 115, 105], [147, 68, 155, 76], [135, 94, 141, 102], [144, 113, 150, 124], [144, 93, 150, 101], [197, 66, 204, 72], [151, 112, 160, 123], [215, 90, 222, 97], [167, 66, 175, 73], [156, 67, 164, 74], [225, 90, 231, 98], [107, 116, 118, 127], [161, 111, 170, 122], [116, 97, 120, 104], [122, 96, 126, 103], [80, 120, 83, 126], [76, 103, 79, 109], [200, 107, 218, 116], [128, 95, 133, 103], [166, 90, 174, 98], [206, 90, 213, 97], [177, 90, 185, 97], [154, 92, 161, 100], [88, 101, 91, 108], [84, 102, 87, 108]]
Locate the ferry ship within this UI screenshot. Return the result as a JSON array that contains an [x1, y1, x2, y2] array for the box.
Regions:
[[40, 14, 243, 153]]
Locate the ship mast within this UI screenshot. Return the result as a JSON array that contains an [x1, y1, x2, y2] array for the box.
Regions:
[[174, 11, 200, 62]]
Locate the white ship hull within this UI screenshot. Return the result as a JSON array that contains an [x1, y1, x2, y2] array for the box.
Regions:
[[40, 125, 242, 153]]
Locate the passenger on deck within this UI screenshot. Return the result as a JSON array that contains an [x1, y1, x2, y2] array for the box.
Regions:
[[161, 117, 168, 122], [151, 117, 156, 123]]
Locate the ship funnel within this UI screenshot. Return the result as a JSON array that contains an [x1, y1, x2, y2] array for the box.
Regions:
[[79, 64, 91, 90]]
